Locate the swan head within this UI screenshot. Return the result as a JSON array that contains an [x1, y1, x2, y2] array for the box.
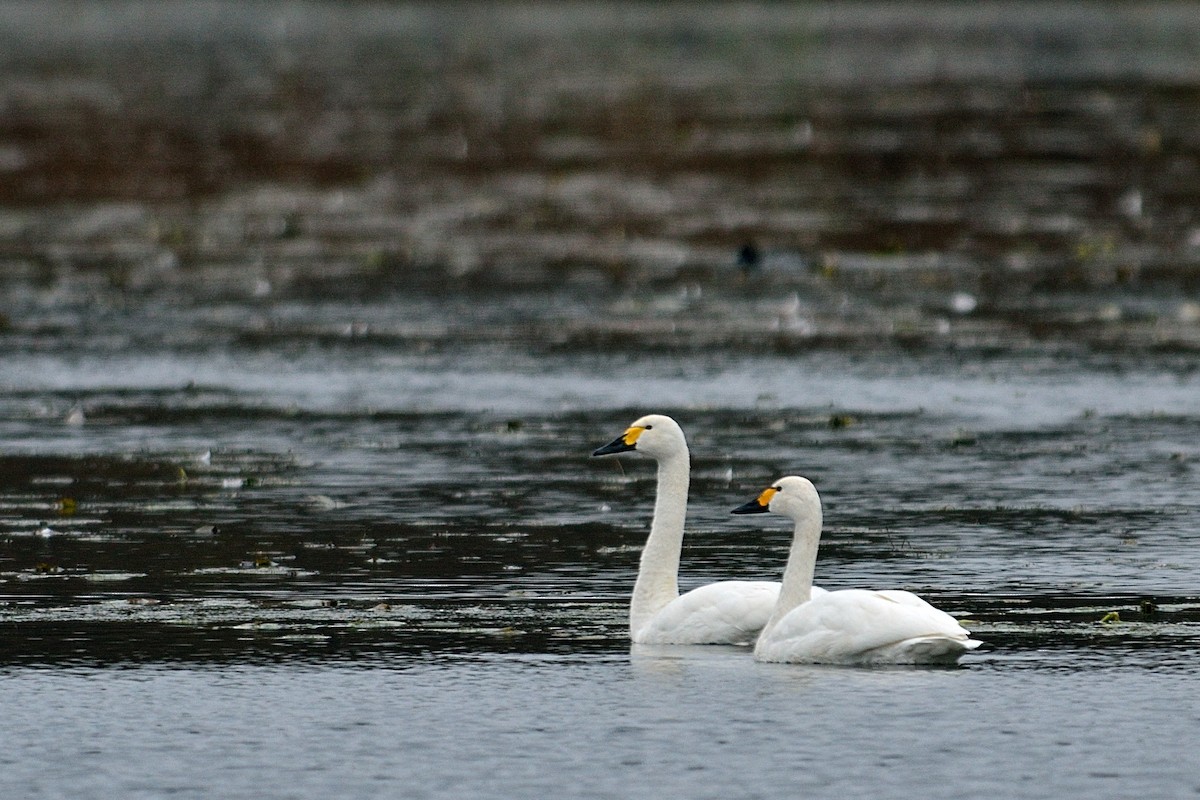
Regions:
[[731, 475, 821, 519], [592, 414, 687, 461]]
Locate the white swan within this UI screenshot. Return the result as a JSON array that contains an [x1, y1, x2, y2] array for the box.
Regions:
[[732, 476, 982, 664], [593, 414, 805, 645]]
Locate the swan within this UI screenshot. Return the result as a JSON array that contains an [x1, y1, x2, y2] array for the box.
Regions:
[[592, 414, 811, 645], [732, 476, 982, 664]]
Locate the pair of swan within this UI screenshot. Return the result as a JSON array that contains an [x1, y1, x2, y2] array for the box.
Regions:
[[593, 414, 981, 665]]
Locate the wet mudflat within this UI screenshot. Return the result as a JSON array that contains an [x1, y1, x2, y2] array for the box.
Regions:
[[3, 2, 1200, 798]]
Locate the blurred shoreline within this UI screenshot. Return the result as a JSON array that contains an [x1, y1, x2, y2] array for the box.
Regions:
[[1, 1, 1199, 353]]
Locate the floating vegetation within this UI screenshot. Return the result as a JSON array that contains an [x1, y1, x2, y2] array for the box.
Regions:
[[83, 572, 149, 583]]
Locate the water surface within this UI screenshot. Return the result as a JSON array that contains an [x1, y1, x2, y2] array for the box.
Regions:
[[3, 2, 1200, 798]]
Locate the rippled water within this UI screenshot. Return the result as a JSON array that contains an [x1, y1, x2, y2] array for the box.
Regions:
[[4, 2, 1200, 798], [5, 655, 1200, 800], [4, 291, 1200, 797]]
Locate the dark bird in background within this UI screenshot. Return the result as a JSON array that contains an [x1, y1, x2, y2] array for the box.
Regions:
[[736, 241, 762, 277]]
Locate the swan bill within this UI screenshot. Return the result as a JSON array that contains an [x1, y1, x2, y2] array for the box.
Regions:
[[592, 426, 644, 457], [731, 487, 776, 514]]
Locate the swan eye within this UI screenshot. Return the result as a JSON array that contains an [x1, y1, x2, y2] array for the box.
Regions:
[[643, 425, 653, 430]]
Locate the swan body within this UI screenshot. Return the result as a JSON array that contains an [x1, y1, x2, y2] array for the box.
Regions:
[[594, 414, 812, 645], [732, 476, 981, 665], [631, 579, 782, 645]]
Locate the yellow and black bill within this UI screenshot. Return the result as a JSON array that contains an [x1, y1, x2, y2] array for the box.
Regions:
[[731, 486, 777, 514], [592, 426, 645, 457]]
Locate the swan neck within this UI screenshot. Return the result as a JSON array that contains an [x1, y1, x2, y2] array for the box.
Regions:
[[630, 451, 688, 633], [761, 508, 822, 636]]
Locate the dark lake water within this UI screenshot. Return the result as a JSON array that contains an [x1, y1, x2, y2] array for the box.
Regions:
[[3, 2, 1200, 798]]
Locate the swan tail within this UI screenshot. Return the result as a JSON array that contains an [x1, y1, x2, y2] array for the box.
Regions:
[[887, 634, 983, 664]]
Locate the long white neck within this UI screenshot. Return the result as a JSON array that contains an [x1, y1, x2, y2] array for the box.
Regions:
[[630, 450, 689, 635], [760, 504, 822, 638]]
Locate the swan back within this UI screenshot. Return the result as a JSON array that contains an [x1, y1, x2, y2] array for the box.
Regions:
[[753, 588, 981, 664]]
